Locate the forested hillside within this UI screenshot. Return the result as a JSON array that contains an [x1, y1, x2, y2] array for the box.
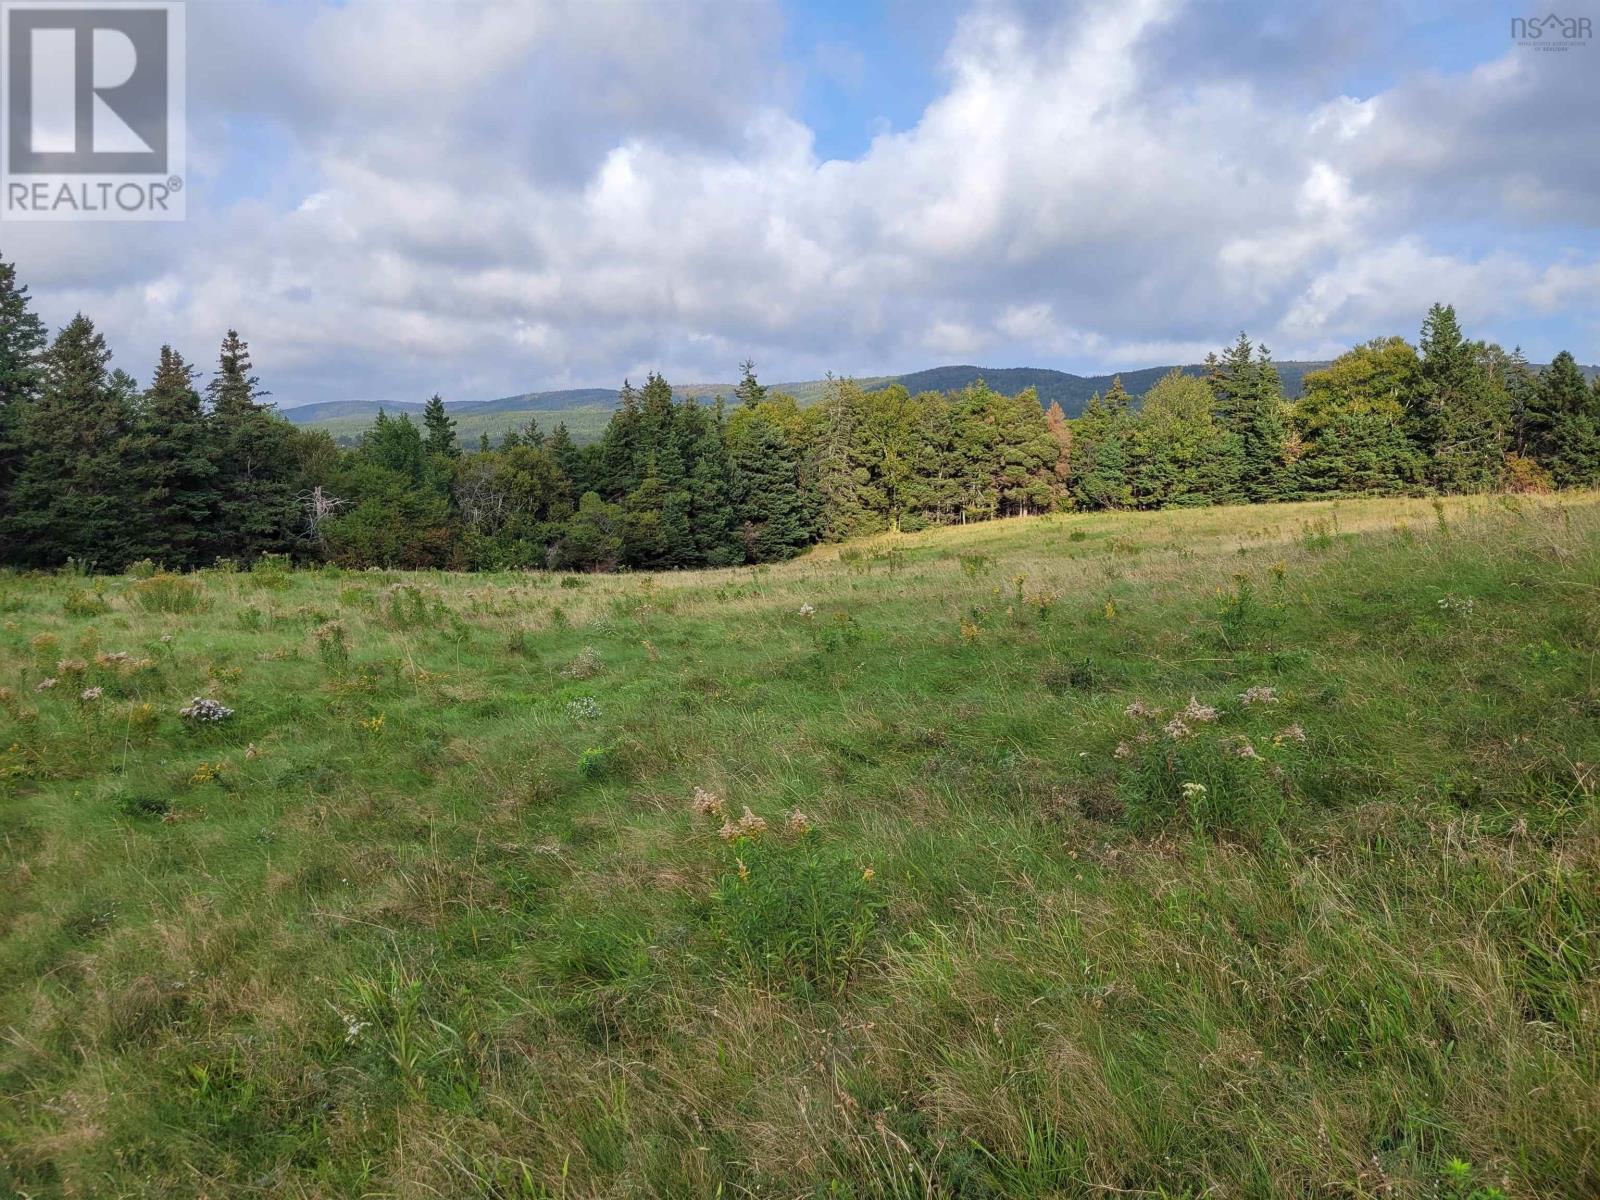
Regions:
[[2, 254, 1598, 574]]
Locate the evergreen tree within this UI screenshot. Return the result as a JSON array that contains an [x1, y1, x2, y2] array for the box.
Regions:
[[206, 329, 300, 560], [735, 359, 767, 409], [129, 346, 218, 567], [0, 258, 47, 527], [1069, 380, 1134, 509], [548, 422, 588, 495], [729, 406, 811, 560], [1527, 350, 1600, 486], [681, 401, 742, 565], [6, 315, 140, 568], [1411, 304, 1507, 492], [1207, 334, 1289, 502], [422, 394, 459, 458], [598, 380, 643, 500]]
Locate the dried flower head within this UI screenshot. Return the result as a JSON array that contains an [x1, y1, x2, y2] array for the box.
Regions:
[[718, 805, 768, 842], [1274, 723, 1308, 746], [1238, 686, 1278, 706], [691, 787, 726, 819], [80, 686, 104, 702], [1124, 700, 1159, 720], [34, 677, 57, 692], [785, 808, 812, 835], [797, 603, 815, 618], [1114, 741, 1133, 760], [1164, 716, 1193, 740], [1181, 696, 1219, 723]]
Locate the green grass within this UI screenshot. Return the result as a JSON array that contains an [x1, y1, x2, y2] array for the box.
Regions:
[[1, 493, 1597, 1198]]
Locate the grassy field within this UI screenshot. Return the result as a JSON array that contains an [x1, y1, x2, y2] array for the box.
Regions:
[[1, 494, 1597, 1198]]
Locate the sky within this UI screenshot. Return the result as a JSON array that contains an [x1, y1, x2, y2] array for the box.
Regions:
[[7, 0, 1600, 408]]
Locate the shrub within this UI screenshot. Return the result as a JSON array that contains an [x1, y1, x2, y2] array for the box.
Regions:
[[1042, 657, 1101, 695], [315, 621, 350, 671], [562, 645, 603, 680], [1117, 732, 1291, 838], [131, 574, 207, 614], [711, 834, 882, 996], [63, 587, 110, 617], [577, 746, 610, 780]]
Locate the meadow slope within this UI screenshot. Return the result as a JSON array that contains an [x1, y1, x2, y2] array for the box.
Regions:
[[1, 494, 1597, 1198]]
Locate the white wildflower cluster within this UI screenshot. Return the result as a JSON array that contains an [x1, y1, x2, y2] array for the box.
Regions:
[[785, 808, 813, 835], [179, 696, 234, 724], [35, 677, 56, 692], [1238, 686, 1278, 706], [1124, 699, 1160, 719], [797, 602, 816, 618], [565, 696, 601, 721], [80, 686, 103, 702], [1437, 594, 1476, 618]]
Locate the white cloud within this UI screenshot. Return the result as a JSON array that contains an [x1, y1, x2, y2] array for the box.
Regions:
[[8, 0, 1599, 407]]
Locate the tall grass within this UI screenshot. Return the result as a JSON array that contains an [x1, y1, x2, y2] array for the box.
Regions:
[[0, 492, 1596, 1197]]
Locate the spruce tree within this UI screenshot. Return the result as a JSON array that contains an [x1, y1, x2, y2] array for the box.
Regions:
[[735, 359, 767, 409], [1411, 304, 1507, 492], [422, 394, 459, 458], [1207, 334, 1289, 502], [6, 315, 140, 568], [1069, 380, 1133, 509], [129, 345, 218, 567], [206, 330, 299, 561], [1527, 351, 1600, 486], [0, 257, 47, 547], [729, 407, 810, 560]]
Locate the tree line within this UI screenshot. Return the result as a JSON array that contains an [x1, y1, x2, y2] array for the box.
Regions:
[[1, 255, 1597, 573]]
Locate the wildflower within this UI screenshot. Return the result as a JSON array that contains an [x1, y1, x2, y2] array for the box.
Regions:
[[1164, 716, 1192, 740], [342, 1012, 370, 1045], [56, 657, 87, 676], [718, 805, 768, 842], [959, 617, 980, 643], [35, 677, 57, 692], [785, 807, 812, 835], [360, 713, 385, 734], [565, 696, 601, 721], [1114, 741, 1133, 760], [95, 651, 132, 668], [80, 686, 103, 702], [179, 696, 234, 724], [1103, 599, 1116, 622], [1180, 782, 1207, 801], [861, 866, 875, 882], [1238, 686, 1278, 706], [736, 857, 750, 882], [244, 743, 261, 760], [1124, 700, 1159, 719], [160, 633, 174, 644], [561, 645, 603, 680], [798, 603, 815, 618], [691, 787, 726, 819], [1274, 723, 1308, 746], [1181, 696, 1219, 723], [1226, 736, 1262, 760]]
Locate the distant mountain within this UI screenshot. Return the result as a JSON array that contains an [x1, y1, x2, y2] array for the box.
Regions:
[[285, 359, 1595, 446], [883, 363, 1334, 416]]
